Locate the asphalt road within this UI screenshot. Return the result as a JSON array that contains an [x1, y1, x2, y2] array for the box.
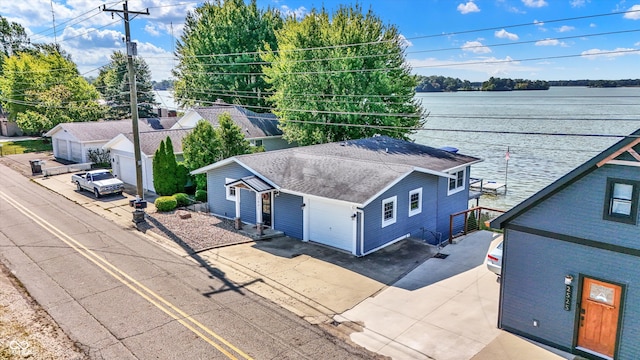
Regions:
[[0, 163, 380, 359]]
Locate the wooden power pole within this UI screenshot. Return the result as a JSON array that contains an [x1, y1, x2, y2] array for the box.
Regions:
[[102, 1, 149, 201]]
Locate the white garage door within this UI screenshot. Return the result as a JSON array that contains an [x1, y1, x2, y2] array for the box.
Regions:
[[70, 142, 82, 162], [118, 156, 136, 186], [309, 198, 353, 252], [56, 139, 69, 160]]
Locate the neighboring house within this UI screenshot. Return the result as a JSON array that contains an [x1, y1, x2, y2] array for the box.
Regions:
[[171, 103, 292, 151], [103, 129, 190, 193], [491, 129, 640, 360], [44, 120, 153, 163], [192, 136, 481, 256]]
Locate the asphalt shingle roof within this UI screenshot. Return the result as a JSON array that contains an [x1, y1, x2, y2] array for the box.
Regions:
[[46, 120, 154, 142], [191, 105, 281, 138], [124, 129, 191, 156], [231, 136, 481, 204]]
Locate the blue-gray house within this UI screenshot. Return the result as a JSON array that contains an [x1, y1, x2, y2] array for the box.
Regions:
[[491, 129, 640, 360], [192, 136, 481, 256]]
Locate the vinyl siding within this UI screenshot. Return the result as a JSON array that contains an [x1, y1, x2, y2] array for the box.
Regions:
[[511, 164, 640, 249], [206, 162, 254, 219], [436, 170, 470, 240], [362, 172, 439, 252], [260, 137, 293, 151], [500, 229, 640, 358], [273, 192, 303, 239]]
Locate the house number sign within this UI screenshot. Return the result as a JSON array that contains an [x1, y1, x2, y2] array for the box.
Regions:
[[564, 285, 573, 311]]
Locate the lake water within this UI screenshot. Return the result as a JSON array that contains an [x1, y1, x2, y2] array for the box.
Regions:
[[413, 87, 640, 210]]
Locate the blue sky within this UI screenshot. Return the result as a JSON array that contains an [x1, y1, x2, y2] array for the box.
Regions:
[[1, 0, 639, 81]]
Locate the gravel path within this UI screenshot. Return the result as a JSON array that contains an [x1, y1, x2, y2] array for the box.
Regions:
[[142, 210, 254, 253]]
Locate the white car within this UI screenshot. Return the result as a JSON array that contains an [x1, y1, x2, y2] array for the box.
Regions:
[[486, 241, 503, 278]]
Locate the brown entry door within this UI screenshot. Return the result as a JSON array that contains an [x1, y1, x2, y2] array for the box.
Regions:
[[577, 277, 622, 358]]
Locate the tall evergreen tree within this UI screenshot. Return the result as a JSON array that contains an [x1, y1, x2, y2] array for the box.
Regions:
[[95, 51, 156, 119], [262, 4, 424, 145], [164, 137, 178, 193], [153, 140, 171, 195], [172, 0, 282, 110]]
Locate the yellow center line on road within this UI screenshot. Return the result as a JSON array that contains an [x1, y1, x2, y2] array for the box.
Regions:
[[0, 190, 253, 360]]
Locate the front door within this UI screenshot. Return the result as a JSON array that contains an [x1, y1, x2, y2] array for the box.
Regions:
[[577, 277, 622, 359], [261, 192, 272, 227]]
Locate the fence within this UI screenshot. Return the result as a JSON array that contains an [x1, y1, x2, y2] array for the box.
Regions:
[[43, 162, 93, 176], [449, 206, 505, 243]]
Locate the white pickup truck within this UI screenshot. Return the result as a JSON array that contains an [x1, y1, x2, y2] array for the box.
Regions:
[[71, 169, 124, 198]]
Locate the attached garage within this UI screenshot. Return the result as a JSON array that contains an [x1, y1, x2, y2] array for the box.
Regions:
[[308, 197, 354, 252]]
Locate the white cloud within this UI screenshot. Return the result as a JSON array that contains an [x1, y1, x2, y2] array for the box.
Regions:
[[495, 29, 519, 40], [280, 5, 308, 18], [144, 24, 160, 37], [570, 0, 589, 7], [62, 27, 123, 49], [624, 5, 640, 20], [581, 48, 638, 59], [457, 1, 480, 14], [407, 55, 538, 81], [461, 41, 492, 53], [399, 34, 413, 47], [590, 23, 597, 28], [636, 41, 640, 46], [557, 25, 575, 32], [535, 38, 565, 46], [522, 0, 548, 8]]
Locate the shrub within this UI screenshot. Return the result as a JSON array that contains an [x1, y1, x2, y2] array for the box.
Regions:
[[195, 189, 207, 202], [155, 196, 177, 212], [174, 193, 192, 207]]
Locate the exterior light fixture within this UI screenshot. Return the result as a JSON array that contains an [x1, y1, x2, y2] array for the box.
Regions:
[[565, 275, 574, 285]]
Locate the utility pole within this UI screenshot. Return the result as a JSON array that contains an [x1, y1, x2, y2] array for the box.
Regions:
[[103, 1, 149, 222]]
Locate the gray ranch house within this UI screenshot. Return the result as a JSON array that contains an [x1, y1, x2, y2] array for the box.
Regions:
[[491, 129, 640, 360], [192, 136, 481, 256], [45, 120, 153, 163], [103, 129, 190, 193], [171, 103, 293, 151]]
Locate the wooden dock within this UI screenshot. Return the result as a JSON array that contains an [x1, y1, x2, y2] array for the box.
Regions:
[[470, 178, 507, 195]]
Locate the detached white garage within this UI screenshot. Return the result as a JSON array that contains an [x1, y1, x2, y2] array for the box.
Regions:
[[308, 197, 354, 252]]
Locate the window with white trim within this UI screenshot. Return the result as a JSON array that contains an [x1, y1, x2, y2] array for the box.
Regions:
[[409, 188, 422, 217], [448, 169, 466, 195], [603, 178, 639, 224], [381, 196, 397, 227], [225, 178, 237, 201]]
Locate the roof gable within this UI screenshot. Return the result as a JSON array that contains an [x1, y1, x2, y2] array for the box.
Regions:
[[124, 129, 191, 156], [492, 129, 640, 228]]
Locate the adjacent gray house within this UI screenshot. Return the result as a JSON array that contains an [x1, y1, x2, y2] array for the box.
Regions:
[[192, 136, 481, 256], [103, 129, 190, 193], [491, 129, 640, 360], [171, 103, 292, 151], [45, 120, 153, 163]]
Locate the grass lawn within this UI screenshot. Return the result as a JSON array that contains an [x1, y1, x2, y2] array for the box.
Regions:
[[0, 139, 52, 156]]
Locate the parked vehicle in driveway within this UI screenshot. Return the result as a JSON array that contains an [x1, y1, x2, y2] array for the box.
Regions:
[[486, 241, 503, 279], [71, 169, 124, 198]]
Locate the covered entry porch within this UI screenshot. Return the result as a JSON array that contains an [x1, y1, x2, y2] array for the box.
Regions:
[[226, 176, 282, 239]]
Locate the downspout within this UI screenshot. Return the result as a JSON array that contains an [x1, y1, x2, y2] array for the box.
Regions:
[[357, 208, 364, 256]]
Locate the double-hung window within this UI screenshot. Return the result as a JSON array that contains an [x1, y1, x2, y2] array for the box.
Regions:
[[448, 169, 466, 195], [381, 196, 397, 227], [225, 178, 237, 201], [603, 178, 639, 225], [409, 188, 422, 217]]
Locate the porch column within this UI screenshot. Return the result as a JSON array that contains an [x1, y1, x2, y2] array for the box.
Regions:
[[234, 191, 241, 230], [256, 192, 263, 224]]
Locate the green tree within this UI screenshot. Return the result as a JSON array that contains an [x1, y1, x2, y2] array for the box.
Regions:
[[173, 0, 282, 110], [0, 16, 29, 60], [0, 50, 104, 134], [95, 51, 156, 119], [182, 120, 219, 190], [164, 137, 178, 193], [262, 5, 424, 146], [182, 113, 257, 190], [152, 140, 169, 195]]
